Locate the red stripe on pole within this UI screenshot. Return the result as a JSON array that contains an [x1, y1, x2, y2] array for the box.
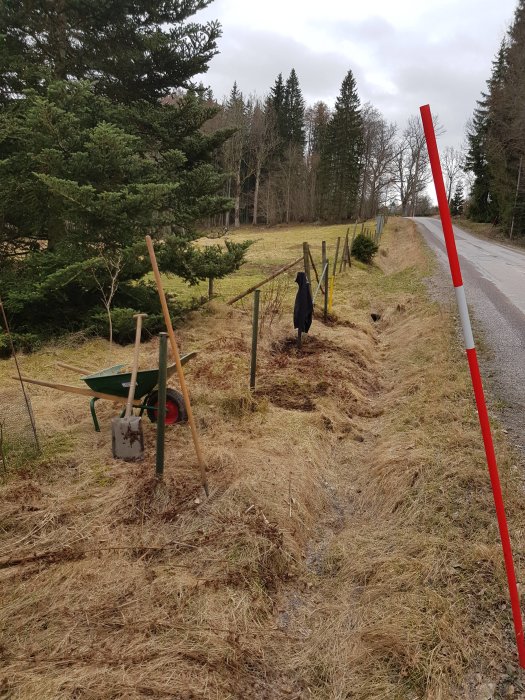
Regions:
[[420, 104, 463, 288], [466, 348, 525, 666], [420, 104, 525, 668]]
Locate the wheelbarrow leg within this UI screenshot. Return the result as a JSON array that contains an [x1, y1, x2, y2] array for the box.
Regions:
[[90, 397, 101, 432]]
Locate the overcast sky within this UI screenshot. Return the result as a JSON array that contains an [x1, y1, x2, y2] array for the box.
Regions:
[[196, 0, 517, 149]]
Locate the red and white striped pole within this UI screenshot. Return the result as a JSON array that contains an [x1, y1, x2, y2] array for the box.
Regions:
[[420, 104, 525, 667]]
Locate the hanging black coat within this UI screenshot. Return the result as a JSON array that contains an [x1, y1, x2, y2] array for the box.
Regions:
[[293, 271, 313, 333]]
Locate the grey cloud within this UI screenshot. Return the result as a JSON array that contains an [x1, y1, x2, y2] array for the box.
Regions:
[[315, 16, 396, 42], [199, 0, 515, 150], [201, 28, 351, 104]]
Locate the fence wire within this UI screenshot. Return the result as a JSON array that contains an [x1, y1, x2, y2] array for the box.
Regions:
[[0, 380, 40, 467], [0, 301, 40, 468]]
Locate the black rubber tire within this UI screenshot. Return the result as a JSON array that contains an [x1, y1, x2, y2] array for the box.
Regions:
[[146, 388, 187, 425]]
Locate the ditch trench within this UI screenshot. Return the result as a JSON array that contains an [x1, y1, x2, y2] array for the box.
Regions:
[[261, 313, 389, 698]]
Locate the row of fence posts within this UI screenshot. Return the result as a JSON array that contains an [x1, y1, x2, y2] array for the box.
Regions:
[[155, 215, 388, 476], [247, 215, 388, 390]]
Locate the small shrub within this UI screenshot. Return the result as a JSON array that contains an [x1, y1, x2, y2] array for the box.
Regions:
[[351, 233, 379, 264], [0, 331, 42, 357], [90, 307, 164, 344]]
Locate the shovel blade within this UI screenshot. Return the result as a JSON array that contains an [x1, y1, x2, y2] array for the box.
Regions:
[[112, 415, 144, 461]]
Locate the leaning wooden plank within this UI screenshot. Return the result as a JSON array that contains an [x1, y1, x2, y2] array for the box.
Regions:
[[13, 376, 144, 406], [227, 256, 303, 305], [56, 362, 95, 374]]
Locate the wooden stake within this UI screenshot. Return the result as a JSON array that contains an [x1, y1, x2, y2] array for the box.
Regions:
[[339, 232, 349, 273], [146, 236, 209, 497], [324, 260, 329, 323], [250, 290, 260, 390], [340, 232, 350, 272], [333, 236, 341, 277], [156, 333, 168, 479], [303, 242, 311, 284]]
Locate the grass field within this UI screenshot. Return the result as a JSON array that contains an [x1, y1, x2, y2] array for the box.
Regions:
[[1, 218, 525, 699], [156, 222, 373, 304]]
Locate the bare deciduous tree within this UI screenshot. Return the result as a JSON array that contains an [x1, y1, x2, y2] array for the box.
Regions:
[[442, 146, 464, 203], [393, 116, 436, 216], [93, 252, 123, 358], [248, 100, 279, 225], [359, 104, 398, 218]]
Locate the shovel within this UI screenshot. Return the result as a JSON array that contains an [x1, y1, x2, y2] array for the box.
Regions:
[[111, 313, 147, 461]]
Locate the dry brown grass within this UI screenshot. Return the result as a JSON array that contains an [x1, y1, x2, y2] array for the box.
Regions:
[[1, 218, 525, 699]]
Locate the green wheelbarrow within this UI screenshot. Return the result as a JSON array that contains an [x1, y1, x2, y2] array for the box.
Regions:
[[16, 352, 197, 432]]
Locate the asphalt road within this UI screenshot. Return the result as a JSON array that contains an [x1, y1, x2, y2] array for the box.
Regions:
[[414, 216, 525, 446]]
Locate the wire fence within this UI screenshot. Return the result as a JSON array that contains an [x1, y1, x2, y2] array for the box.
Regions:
[[0, 301, 40, 469]]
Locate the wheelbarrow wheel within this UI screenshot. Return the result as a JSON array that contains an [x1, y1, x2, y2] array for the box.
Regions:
[[146, 388, 187, 425]]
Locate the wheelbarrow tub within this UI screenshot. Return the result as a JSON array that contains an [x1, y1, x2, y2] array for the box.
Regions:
[[81, 352, 197, 400]]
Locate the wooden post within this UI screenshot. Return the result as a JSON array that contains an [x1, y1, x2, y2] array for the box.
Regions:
[[156, 333, 168, 479], [341, 232, 350, 272], [146, 235, 209, 497], [303, 242, 310, 284], [250, 290, 261, 390], [308, 248, 324, 295], [322, 240, 327, 276], [333, 236, 341, 278], [208, 277, 214, 300], [324, 260, 329, 322]]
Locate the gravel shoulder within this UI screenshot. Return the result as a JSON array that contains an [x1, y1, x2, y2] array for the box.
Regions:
[[415, 217, 525, 453]]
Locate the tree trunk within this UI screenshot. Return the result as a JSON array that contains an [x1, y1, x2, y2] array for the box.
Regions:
[[266, 174, 271, 225], [225, 177, 231, 228], [234, 166, 241, 228], [52, 0, 68, 80], [253, 162, 261, 226]]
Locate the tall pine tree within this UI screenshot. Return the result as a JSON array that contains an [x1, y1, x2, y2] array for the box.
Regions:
[[0, 1, 249, 347], [319, 70, 362, 221], [0, 0, 221, 103], [283, 69, 306, 148]]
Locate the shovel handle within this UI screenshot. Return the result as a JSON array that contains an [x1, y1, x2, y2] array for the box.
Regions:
[[125, 313, 147, 419]]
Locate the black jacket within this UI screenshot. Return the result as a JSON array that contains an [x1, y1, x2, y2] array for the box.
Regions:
[[293, 271, 313, 333]]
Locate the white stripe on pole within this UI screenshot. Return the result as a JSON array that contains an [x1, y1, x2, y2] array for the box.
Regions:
[[454, 285, 475, 350]]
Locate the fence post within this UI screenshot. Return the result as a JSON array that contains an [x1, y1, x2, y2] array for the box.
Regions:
[[250, 290, 261, 390], [303, 242, 311, 284], [208, 277, 214, 300], [156, 332, 168, 479], [324, 260, 329, 322], [333, 236, 341, 277], [322, 240, 327, 276]]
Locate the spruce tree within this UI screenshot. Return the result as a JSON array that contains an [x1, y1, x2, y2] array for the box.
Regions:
[[450, 182, 465, 216], [269, 73, 287, 143], [319, 70, 362, 221], [0, 0, 221, 103], [0, 2, 250, 347], [283, 69, 306, 148], [489, 5, 525, 234]]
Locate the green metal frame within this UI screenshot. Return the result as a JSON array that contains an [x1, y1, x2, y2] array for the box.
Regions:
[[85, 351, 197, 432]]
